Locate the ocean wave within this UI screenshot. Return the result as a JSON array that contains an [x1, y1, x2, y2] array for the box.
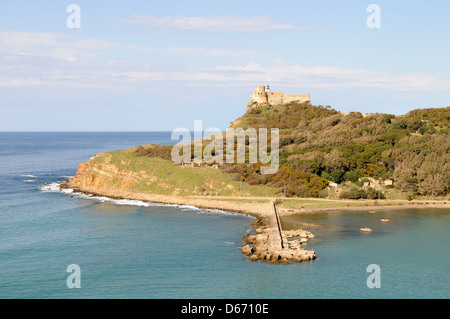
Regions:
[[21, 175, 37, 178], [177, 205, 201, 211], [64, 192, 151, 207], [39, 182, 150, 207], [39, 182, 63, 192], [23, 180, 36, 182], [96, 197, 150, 207]]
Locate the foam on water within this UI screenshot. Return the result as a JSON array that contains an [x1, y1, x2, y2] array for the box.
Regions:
[[39, 182, 63, 192], [38, 181, 250, 216], [99, 197, 150, 207], [39, 181, 184, 209], [177, 205, 201, 211], [60, 188, 74, 194]]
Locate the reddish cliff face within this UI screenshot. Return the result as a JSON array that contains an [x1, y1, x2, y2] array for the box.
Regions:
[[65, 152, 145, 194]]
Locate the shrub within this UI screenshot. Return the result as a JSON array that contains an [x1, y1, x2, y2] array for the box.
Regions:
[[343, 170, 361, 182], [366, 187, 385, 199], [340, 188, 367, 199], [318, 189, 329, 198]]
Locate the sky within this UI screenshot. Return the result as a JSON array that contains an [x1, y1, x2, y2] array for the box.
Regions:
[[0, 0, 449, 131]]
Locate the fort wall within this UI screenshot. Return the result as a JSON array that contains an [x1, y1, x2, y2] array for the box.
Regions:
[[267, 92, 284, 105], [282, 94, 310, 104]]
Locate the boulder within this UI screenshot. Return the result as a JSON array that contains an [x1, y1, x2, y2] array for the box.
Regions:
[[301, 254, 310, 261], [264, 253, 272, 261], [280, 251, 292, 259], [240, 245, 252, 256], [244, 235, 256, 244], [254, 234, 268, 246], [255, 244, 268, 253], [271, 254, 281, 262]]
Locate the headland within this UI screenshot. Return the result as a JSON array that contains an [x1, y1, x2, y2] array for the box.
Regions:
[[60, 86, 450, 263]]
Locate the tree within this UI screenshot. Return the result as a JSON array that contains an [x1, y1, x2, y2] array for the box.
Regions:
[[323, 149, 349, 173]]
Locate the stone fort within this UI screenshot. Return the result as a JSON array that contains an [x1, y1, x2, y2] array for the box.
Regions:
[[247, 85, 310, 109]]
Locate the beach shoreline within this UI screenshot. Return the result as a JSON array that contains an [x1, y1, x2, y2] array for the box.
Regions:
[[60, 180, 450, 218]]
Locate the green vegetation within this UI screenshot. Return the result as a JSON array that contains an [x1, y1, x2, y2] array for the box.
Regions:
[[133, 102, 450, 199]]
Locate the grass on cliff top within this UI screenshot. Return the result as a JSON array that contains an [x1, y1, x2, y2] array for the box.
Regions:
[[96, 148, 279, 197]]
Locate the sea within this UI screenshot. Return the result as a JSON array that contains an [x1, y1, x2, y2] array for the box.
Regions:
[[0, 132, 448, 299]]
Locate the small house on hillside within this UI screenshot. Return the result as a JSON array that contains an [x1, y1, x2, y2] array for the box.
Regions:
[[383, 179, 393, 186], [328, 181, 338, 188]]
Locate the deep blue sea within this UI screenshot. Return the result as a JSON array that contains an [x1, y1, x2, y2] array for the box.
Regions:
[[0, 132, 448, 299]]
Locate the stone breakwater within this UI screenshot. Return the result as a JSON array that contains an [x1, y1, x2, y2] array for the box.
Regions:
[[240, 218, 316, 263]]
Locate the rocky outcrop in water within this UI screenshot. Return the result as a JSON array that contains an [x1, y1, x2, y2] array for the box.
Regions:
[[241, 218, 316, 264]]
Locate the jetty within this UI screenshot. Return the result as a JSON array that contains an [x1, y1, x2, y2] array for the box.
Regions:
[[240, 201, 316, 263]]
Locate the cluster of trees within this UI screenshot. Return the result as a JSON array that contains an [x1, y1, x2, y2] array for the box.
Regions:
[[392, 134, 449, 197], [221, 163, 329, 197], [134, 102, 450, 198], [340, 187, 385, 200]]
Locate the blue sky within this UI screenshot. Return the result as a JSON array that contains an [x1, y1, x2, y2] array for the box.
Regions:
[[0, 0, 449, 131]]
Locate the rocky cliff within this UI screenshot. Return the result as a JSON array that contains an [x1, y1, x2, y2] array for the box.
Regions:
[[62, 150, 278, 219], [66, 152, 147, 194]]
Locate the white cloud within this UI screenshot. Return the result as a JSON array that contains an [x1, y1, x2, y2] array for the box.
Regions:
[[208, 63, 450, 92], [0, 30, 449, 94], [118, 15, 306, 32], [1, 52, 449, 93], [0, 31, 118, 51], [167, 46, 273, 57]]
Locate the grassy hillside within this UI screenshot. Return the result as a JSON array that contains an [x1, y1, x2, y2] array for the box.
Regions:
[[95, 148, 279, 197]]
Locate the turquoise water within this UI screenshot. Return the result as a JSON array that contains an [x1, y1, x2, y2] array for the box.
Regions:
[[0, 132, 448, 299]]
